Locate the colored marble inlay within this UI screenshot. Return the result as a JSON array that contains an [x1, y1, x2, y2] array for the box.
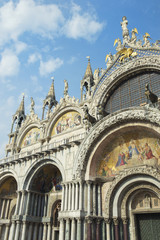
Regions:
[[96, 131, 160, 177], [51, 111, 81, 135]]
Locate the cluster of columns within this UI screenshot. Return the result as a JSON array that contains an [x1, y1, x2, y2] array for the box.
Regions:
[[0, 198, 12, 219], [15, 190, 48, 217], [59, 180, 104, 240], [61, 180, 102, 214], [6, 190, 55, 240], [8, 221, 54, 240]]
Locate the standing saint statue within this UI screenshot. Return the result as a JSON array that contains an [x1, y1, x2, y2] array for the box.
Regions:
[[64, 80, 68, 97], [30, 97, 35, 114], [121, 16, 130, 42]]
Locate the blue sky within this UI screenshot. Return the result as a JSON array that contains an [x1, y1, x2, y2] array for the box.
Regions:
[[0, 0, 160, 157]]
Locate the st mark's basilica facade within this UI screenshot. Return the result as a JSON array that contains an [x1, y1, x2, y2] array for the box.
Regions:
[[0, 17, 160, 240]]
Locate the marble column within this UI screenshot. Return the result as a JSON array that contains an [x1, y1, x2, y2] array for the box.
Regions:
[[33, 223, 38, 239], [0, 224, 3, 239], [4, 199, 10, 219], [9, 221, 16, 240], [72, 183, 75, 210], [71, 218, 76, 240], [34, 194, 38, 216], [61, 184, 65, 211], [21, 222, 27, 240], [38, 224, 43, 240], [87, 181, 91, 215], [77, 218, 82, 240], [97, 184, 102, 216], [68, 183, 71, 210], [28, 223, 33, 240], [25, 191, 31, 215], [4, 224, 10, 240], [47, 223, 51, 240], [37, 195, 42, 217], [15, 192, 20, 215], [19, 191, 25, 215], [64, 184, 68, 211], [113, 218, 119, 240], [30, 193, 35, 215], [42, 223, 47, 240], [96, 219, 101, 240], [59, 219, 64, 240], [122, 218, 128, 240], [87, 218, 92, 240], [14, 221, 20, 240], [52, 227, 55, 240], [1, 198, 6, 218], [65, 218, 70, 240], [79, 181, 83, 210], [105, 218, 111, 240], [43, 194, 48, 217], [93, 184, 96, 216], [75, 182, 79, 210]]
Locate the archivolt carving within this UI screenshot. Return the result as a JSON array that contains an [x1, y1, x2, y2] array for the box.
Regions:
[[74, 107, 160, 179], [104, 166, 160, 218], [92, 55, 160, 109], [121, 184, 160, 218]]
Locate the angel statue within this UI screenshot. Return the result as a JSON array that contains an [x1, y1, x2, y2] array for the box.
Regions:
[[143, 33, 151, 47], [64, 79, 68, 97], [114, 38, 122, 52], [30, 97, 35, 114], [131, 28, 138, 43], [105, 52, 113, 68]]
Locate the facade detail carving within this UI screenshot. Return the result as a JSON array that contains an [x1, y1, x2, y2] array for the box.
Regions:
[[0, 16, 160, 240]]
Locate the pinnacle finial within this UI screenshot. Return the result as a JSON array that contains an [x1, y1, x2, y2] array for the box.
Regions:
[[86, 56, 90, 61]]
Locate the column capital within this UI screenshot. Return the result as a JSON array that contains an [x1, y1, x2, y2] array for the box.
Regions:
[[65, 218, 70, 223], [122, 217, 128, 224], [96, 218, 102, 224], [113, 218, 119, 226], [86, 180, 92, 185], [76, 217, 82, 223], [85, 216, 93, 223], [104, 218, 111, 224]]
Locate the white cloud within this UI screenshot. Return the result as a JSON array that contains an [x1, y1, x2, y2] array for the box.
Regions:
[[39, 58, 63, 76], [0, 1, 104, 46], [28, 53, 41, 64], [63, 3, 104, 41], [67, 56, 77, 64], [14, 41, 27, 54], [31, 75, 43, 92], [0, 50, 20, 77], [0, 0, 64, 46]]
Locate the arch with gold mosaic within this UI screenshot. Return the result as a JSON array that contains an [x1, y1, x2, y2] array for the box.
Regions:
[[20, 126, 41, 148], [49, 108, 82, 137]]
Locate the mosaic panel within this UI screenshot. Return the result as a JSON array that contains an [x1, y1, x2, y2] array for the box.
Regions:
[[21, 127, 41, 148], [51, 111, 81, 135], [96, 131, 160, 177]]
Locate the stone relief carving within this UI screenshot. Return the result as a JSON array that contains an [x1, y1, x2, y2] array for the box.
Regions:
[[104, 166, 160, 217], [121, 184, 160, 218]]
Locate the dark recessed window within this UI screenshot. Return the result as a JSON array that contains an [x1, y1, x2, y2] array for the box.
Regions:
[[105, 71, 160, 113]]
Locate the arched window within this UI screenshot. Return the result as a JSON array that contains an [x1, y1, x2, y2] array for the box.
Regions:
[[105, 71, 160, 113]]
